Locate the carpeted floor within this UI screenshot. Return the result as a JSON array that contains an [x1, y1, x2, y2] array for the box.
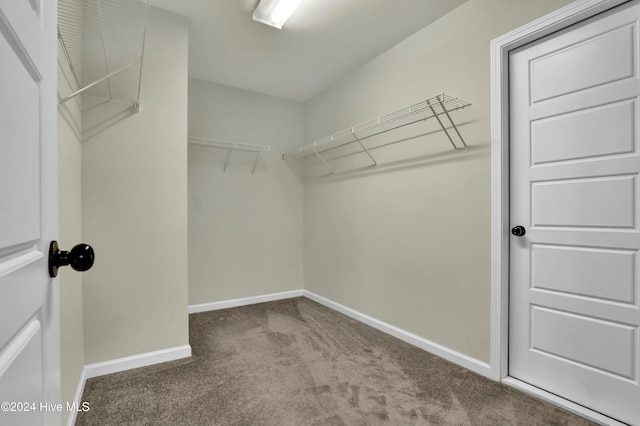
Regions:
[[76, 297, 595, 425]]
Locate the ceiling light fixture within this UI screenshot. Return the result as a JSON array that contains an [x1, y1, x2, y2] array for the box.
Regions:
[[252, 0, 304, 30]]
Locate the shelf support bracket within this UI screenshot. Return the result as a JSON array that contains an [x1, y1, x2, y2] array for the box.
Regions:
[[57, 28, 81, 90], [223, 145, 234, 173], [351, 129, 377, 167], [251, 151, 261, 175], [427, 98, 459, 151], [282, 154, 305, 180], [313, 147, 334, 174], [438, 97, 468, 151]]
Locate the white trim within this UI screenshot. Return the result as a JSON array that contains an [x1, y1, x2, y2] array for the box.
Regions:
[[188, 290, 304, 314], [66, 367, 87, 426], [502, 378, 627, 426], [84, 345, 191, 379], [490, 0, 632, 422], [303, 290, 492, 378]]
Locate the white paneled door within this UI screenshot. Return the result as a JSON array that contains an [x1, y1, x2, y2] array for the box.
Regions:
[[0, 0, 59, 425], [509, 2, 640, 424]]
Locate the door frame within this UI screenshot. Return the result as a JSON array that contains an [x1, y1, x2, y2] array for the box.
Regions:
[[490, 0, 632, 424]]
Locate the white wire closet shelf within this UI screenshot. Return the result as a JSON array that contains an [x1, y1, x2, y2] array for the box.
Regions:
[[188, 137, 271, 175], [282, 93, 471, 176], [58, 0, 150, 109]]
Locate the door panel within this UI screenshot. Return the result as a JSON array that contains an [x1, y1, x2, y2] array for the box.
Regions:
[[531, 244, 637, 303], [0, 319, 44, 425], [531, 100, 635, 165], [509, 2, 640, 424], [531, 175, 636, 228], [530, 19, 635, 103], [0, 1, 44, 72], [0, 0, 58, 424], [531, 306, 636, 380], [0, 20, 41, 251]]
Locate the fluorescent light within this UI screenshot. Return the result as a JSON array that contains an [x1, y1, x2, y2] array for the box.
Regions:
[[253, 0, 304, 30]]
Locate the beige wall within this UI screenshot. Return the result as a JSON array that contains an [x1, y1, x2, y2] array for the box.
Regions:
[[188, 79, 304, 304], [56, 0, 575, 399], [58, 42, 84, 426], [302, 0, 574, 363], [81, 7, 190, 363]]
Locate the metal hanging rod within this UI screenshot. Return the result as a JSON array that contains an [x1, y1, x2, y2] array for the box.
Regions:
[[58, 0, 150, 109], [188, 137, 271, 175], [282, 93, 471, 176], [59, 59, 141, 105]]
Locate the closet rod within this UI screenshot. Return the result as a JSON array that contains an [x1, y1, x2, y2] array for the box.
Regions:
[[188, 137, 270, 152], [59, 59, 141, 105]]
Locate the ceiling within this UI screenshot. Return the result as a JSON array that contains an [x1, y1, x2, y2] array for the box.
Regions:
[[150, 0, 467, 102]]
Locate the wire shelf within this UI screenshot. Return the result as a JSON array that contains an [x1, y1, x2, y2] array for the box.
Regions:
[[58, 0, 150, 107], [188, 137, 271, 175], [282, 93, 471, 177]]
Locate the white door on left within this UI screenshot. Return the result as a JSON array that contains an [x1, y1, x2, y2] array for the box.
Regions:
[[0, 0, 60, 425]]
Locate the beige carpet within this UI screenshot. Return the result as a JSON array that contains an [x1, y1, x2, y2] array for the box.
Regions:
[[76, 297, 595, 425]]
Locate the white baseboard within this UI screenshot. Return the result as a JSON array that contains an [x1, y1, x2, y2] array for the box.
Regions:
[[84, 344, 192, 379], [66, 367, 87, 426], [303, 290, 492, 378], [188, 289, 304, 314]]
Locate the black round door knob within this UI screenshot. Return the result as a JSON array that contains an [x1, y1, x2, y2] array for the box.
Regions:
[[511, 226, 526, 237], [48, 241, 95, 278]]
